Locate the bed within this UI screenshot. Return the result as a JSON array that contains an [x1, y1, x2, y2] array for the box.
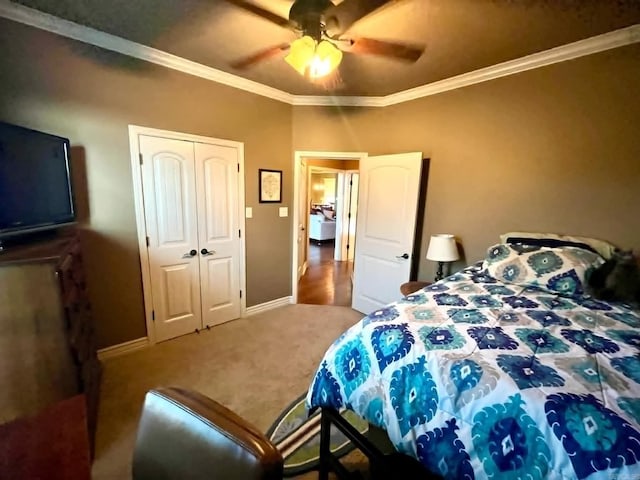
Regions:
[[306, 239, 640, 479]]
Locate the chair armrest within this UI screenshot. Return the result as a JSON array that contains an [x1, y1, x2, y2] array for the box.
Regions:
[[133, 387, 283, 480]]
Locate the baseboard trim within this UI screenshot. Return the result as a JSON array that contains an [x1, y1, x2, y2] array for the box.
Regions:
[[245, 296, 293, 317], [97, 337, 149, 360]]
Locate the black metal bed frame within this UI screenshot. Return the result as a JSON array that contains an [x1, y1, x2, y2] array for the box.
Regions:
[[318, 408, 440, 480]]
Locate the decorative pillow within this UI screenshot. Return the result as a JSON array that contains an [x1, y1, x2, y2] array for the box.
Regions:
[[483, 243, 605, 296], [499, 232, 617, 260], [504, 237, 600, 256]]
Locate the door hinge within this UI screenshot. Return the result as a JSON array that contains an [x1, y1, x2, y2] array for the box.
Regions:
[[238, 229, 241, 238], [152, 310, 155, 321], [346, 244, 350, 250], [239, 290, 242, 299], [237, 163, 240, 172], [350, 179, 353, 186], [139, 153, 143, 165], [347, 213, 351, 219], [145, 236, 150, 247]]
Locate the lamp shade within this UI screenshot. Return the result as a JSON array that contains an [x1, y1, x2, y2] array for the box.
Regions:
[[426, 234, 459, 262]]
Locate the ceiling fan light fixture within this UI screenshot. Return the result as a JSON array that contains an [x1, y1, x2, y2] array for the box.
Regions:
[[284, 36, 342, 79], [309, 40, 342, 79], [227, 0, 424, 77], [284, 35, 316, 75]]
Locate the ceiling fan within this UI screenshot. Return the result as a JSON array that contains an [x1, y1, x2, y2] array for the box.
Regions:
[[224, 0, 423, 80]]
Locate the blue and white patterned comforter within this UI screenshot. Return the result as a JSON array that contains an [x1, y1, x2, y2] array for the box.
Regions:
[[306, 264, 640, 480]]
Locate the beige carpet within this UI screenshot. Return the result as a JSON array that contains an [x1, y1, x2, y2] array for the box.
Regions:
[[92, 304, 364, 479]]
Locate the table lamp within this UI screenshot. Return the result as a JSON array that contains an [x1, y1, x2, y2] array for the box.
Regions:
[[426, 234, 459, 282]]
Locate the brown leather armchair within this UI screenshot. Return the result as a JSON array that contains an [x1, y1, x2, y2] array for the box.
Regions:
[[132, 387, 284, 480]]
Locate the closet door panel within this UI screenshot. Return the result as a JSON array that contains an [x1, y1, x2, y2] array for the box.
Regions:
[[140, 135, 202, 342], [194, 143, 241, 327]]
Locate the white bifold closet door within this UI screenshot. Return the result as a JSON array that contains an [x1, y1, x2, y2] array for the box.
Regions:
[[140, 135, 241, 342]]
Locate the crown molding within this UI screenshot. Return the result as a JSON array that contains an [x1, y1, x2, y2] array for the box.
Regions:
[[292, 95, 385, 107], [0, 0, 294, 104], [0, 1, 638, 108], [382, 24, 640, 107]]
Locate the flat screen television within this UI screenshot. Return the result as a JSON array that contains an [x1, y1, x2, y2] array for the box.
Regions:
[[0, 122, 75, 243]]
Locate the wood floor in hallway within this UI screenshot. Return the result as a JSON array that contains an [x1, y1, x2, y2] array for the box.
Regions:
[[297, 241, 353, 307]]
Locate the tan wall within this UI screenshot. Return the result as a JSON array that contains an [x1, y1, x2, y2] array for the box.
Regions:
[[2, 17, 638, 348], [293, 44, 640, 281], [0, 20, 293, 348]]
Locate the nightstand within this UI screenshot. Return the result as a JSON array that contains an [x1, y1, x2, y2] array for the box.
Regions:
[[400, 281, 431, 296]]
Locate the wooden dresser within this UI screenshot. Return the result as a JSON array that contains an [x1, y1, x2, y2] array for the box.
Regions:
[[0, 231, 101, 453]]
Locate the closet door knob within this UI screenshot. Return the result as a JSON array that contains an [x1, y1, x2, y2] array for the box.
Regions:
[[201, 248, 214, 256], [396, 253, 410, 260], [183, 249, 197, 258]]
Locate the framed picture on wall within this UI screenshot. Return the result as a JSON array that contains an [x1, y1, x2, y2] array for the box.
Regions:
[[259, 169, 282, 203]]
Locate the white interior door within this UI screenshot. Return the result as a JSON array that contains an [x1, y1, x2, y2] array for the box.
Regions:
[[351, 153, 423, 314], [334, 173, 346, 261], [194, 142, 241, 327], [337, 172, 359, 261], [140, 135, 202, 342], [347, 173, 359, 262], [297, 159, 308, 280]]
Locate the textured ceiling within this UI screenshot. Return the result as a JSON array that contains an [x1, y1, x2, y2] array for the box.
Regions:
[[11, 0, 640, 96]]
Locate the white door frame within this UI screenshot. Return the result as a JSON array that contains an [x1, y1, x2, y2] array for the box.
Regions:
[[129, 124, 247, 345], [291, 150, 367, 303]]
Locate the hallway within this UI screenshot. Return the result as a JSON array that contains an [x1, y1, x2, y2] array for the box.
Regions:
[[297, 241, 353, 307]]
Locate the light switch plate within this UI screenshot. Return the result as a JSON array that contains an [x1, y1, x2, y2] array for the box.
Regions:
[[279, 207, 288, 217], [245, 207, 252, 218]]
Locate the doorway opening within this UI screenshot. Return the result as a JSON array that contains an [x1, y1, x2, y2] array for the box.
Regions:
[[291, 151, 367, 306]]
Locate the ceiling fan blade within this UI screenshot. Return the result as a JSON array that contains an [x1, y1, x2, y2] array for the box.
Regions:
[[348, 37, 423, 62], [230, 44, 290, 70], [324, 0, 398, 36], [223, 0, 292, 29]]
